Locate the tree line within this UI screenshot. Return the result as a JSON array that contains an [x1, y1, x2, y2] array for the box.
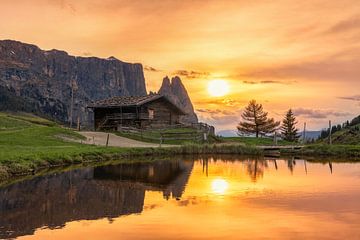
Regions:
[[237, 100, 300, 142]]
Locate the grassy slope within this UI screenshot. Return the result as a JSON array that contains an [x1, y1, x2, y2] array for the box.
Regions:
[[327, 124, 360, 145], [221, 136, 294, 146], [0, 113, 133, 174]]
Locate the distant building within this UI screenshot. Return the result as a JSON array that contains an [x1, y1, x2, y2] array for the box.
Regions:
[[87, 94, 185, 130]]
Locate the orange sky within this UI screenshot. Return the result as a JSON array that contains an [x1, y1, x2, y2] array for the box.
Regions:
[[1, 0, 360, 131]]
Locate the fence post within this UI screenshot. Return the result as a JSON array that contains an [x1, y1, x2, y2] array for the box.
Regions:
[[106, 133, 110, 147], [329, 120, 332, 145], [159, 133, 163, 148], [274, 132, 278, 145], [77, 116, 80, 131]]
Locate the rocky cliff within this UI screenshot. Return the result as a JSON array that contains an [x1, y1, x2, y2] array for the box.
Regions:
[[0, 40, 147, 124], [159, 76, 198, 124]]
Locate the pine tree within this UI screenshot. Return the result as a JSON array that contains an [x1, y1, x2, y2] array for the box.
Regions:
[[280, 109, 300, 142], [237, 100, 280, 138]]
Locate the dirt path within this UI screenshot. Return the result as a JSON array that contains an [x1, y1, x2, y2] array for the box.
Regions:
[[78, 131, 178, 148]]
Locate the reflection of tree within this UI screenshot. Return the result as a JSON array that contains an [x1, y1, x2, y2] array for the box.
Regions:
[[329, 162, 333, 174], [287, 158, 296, 173], [245, 160, 268, 182], [202, 158, 209, 177]]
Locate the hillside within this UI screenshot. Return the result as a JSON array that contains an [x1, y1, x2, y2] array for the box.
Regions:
[[318, 115, 360, 145], [327, 124, 360, 145], [0, 112, 128, 179]]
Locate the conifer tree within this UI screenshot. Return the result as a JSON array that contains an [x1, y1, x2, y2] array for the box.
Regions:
[[237, 100, 280, 138], [280, 109, 300, 142]]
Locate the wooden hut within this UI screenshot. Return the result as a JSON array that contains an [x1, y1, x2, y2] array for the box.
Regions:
[[88, 94, 185, 130]]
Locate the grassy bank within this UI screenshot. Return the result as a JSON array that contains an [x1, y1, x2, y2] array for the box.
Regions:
[[283, 144, 360, 158], [0, 112, 262, 180], [221, 136, 293, 146]]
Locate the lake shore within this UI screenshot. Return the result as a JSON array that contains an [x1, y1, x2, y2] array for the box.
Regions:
[[0, 144, 263, 181], [3, 142, 360, 182], [2, 112, 360, 182]]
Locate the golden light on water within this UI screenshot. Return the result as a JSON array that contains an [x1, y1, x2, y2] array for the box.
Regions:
[[211, 178, 229, 194], [207, 80, 230, 97]]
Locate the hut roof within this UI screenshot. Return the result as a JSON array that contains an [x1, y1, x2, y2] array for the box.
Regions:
[[88, 94, 186, 114]]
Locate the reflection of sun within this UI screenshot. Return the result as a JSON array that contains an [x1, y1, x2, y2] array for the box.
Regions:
[[207, 80, 230, 97], [211, 178, 229, 194]]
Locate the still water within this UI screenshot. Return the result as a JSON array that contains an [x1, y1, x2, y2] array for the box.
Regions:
[[1, 157, 360, 240]]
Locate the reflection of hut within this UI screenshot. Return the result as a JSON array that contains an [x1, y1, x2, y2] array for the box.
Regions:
[[94, 160, 194, 199], [0, 160, 194, 239]]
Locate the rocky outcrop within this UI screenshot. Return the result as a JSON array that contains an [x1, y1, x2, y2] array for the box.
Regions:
[[0, 40, 147, 124], [159, 76, 198, 124]]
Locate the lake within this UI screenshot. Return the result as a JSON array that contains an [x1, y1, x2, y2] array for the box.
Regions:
[[1, 157, 360, 239]]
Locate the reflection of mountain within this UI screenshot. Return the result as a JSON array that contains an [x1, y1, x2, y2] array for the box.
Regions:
[[0, 160, 194, 239]]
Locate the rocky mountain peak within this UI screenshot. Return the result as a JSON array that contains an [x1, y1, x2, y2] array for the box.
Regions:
[[159, 76, 198, 124]]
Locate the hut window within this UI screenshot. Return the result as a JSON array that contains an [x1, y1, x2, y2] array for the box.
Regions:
[[148, 109, 154, 119]]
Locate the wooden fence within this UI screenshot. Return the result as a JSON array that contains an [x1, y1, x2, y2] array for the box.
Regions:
[[117, 126, 207, 144]]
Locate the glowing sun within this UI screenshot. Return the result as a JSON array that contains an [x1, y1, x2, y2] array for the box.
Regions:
[[211, 178, 229, 194], [207, 80, 230, 97]]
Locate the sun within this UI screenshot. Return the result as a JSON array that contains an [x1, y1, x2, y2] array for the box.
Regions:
[[207, 80, 230, 97], [211, 178, 229, 195]]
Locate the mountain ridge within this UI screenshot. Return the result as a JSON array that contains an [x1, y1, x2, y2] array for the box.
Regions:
[[0, 40, 198, 126]]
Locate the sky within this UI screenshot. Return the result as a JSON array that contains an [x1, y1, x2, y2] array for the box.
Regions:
[[1, 0, 360, 132]]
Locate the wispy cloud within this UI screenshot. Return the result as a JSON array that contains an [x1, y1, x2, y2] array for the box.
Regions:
[[242, 80, 296, 85], [325, 15, 360, 34], [238, 51, 360, 82], [338, 95, 360, 102], [194, 98, 245, 108], [293, 108, 351, 119], [173, 70, 210, 79], [144, 65, 161, 72], [82, 52, 92, 56]]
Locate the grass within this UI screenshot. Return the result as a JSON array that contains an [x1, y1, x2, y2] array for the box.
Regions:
[[286, 144, 360, 158], [0, 112, 262, 180], [221, 136, 294, 146]]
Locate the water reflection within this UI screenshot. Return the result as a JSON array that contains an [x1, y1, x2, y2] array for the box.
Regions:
[[0, 157, 359, 240], [0, 160, 194, 239]]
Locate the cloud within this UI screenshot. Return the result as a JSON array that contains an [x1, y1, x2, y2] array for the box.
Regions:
[[238, 50, 360, 82], [325, 15, 360, 34], [338, 95, 360, 102], [82, 52, 92, 56], [194, 98, 245, 108], [242, 80, 295, 85], [144, 65, 161, 72], [173, 70, 210, 79], [293, 108, 352, 119], [196, 108, 233, 115], [53, 0, 76, 12], [196, 107, 242, 128]]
